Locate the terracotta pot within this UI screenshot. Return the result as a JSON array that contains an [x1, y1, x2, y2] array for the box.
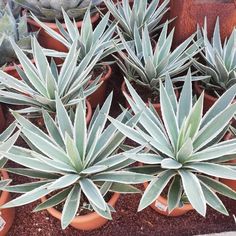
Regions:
[[41, 192, 120, 231], [27, 13, 100, 52], [121, 80, 179, 117], [0, 171, 15, 236], [220, 133, 236, 191], [170, 0, 236, 48], [3, 60, 35, 80], [88, 64, 112, 108], [143, 182, 193, 217], [194, 82, 236, 114]]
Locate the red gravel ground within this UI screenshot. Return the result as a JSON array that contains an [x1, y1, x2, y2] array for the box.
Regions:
[[4, 65, 236, 235]]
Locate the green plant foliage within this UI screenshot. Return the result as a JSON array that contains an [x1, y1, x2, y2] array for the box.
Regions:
[[14, 0, 102, 21], [110, 71, 236, 216], [30, 7, 121, 64], [103, 0, 170, 40], [0, 94, 153, 229], [0, 37, 102, 116], [0, 2, 33, 66], [115, 22, 203, 96], [194, 18, 236, 92]]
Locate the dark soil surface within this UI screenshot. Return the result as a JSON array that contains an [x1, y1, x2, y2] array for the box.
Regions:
[[3, 64, 236, 236]]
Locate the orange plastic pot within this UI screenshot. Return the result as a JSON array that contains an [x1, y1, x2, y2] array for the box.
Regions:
[[121, 80, 179, 117], [194, 82, 236, 114], [27, 13, 100, 52], [170, 0, 236, 48], [0, 171, 15, 236], [220, 133, 236, 191], [41, 192, 120, 231], [88, 64, 112, 108], [143, 182, 193, 217]]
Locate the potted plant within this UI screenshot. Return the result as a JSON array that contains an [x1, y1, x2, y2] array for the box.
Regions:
[[220, 126, 236, 191], [30, 8, 120, 108], [117, 22, 203, 114], [15, 0, 102, 51], [0, 122, 19, 235], [0, 95, 152, 230], [193, 18, 236, 114], [0, 37, 102, 121], [103, 0, 170, 40], [110, 71, 236, 217], [169, 0, 236, 48], [0, 1, 34, 79]]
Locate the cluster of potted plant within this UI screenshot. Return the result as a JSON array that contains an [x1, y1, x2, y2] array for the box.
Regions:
[[0, 0, 235, 235]]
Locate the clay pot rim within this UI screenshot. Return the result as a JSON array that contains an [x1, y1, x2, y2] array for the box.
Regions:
[[143, 182, 193, 212], [121, 80, 179, 109], [0, 170, 10, 206], [27, 13, 100, 30], [41, 192, 120, 224]]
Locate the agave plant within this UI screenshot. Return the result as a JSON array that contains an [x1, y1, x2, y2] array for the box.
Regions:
[[193, 18, 236, 92], [0, 94, 152, 229], [116, 22, 203, 96], [0, 37, 102, 116], [14, 0, 102, 21], [0, 2, 33, 67], [103, 0, 170, 40], [30, 7, 120, 64], [0, 0, 21, 18], [110, 72, 236, 216]]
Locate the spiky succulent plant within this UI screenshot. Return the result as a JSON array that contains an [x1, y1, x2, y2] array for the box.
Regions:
[[14, 0, 102, 21], [0, 95, 152, 229], [0, 2, 33, 67], [110, 72, 236, 216], [116, 22, 203, 96], [30, 7, 120, 64], [193, 18, 236, 92], [0, 37, 102, 116], [103, 0, 170, 40]]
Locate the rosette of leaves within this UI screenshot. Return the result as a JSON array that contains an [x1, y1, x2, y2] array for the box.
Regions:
[[30, 7, 121, 64], [0, 37, 102, 116], [103, 0, 170, 40], [0, 2, 33, 67], [193, 18, 236, 93], [0, 94, 152, 229], [116, 22, 203, 96], [110, 72, 236, 216], [14, 0, 102, 21]]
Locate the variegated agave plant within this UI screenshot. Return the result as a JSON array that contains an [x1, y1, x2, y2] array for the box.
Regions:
[[30, 7, 120, 64], [0, 95, 152, 229], [0, 122, 19, 169], [193, 18, 236, 92], [110, 72, 236, 216], [14, 0, 102, 21], [116, 22, 203, 95], [0, 37, 102, 116], [103, 0, 170, 40], [0, 2, 33, 67]]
